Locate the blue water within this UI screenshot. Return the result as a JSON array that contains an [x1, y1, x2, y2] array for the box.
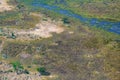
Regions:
[[32, 3, 120, 34]]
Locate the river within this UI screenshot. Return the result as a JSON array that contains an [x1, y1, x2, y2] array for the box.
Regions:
[[32, 3, 120, 34]]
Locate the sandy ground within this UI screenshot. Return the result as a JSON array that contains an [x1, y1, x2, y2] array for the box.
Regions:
[[0, 0, 14, 12], [16, 20, 64, 39], [1, 11, 64, 39], [2, 19, 64, 39]]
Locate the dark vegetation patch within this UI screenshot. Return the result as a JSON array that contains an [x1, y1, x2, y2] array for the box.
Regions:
[[37, 67, 50, 76]]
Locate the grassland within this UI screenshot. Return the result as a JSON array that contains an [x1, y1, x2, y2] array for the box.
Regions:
[[0, 0, 120, 80], [1, 22, 120, 80]]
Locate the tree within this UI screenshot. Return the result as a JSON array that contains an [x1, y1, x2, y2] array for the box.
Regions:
[[11, 33, 16, 39]]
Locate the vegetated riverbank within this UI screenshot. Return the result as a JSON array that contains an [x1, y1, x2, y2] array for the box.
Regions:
[[15, 0, 120, 21], [31, 3, 120, 34], [12, 0, 120, 34]]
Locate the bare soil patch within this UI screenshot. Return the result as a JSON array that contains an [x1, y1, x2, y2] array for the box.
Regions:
[[16, 20, 64, 39], [0, 0, 14, 12], [2, 19, 64, 39]]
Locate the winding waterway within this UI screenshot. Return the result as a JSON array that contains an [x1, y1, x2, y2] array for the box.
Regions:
[[32, 3, 120, 34]]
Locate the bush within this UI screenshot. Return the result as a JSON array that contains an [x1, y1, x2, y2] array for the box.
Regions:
[[62, 18, 70, 24], [11, 33, 16, 39], [37, 67, 50, 76], [37, 67, 46, 73], [24, 69, 29, 74], [11, 61, 24, 70], [17, 4, 25, 9]]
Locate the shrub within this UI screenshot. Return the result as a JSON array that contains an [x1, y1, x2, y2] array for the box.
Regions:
[[24, 69, 29, 74], [62, 18, 70, 24], [37, 67, 46, 73], [11, 33, 16, 39], [37, 67, 50, 76], [17, 4, 25, 9], [11, 61, 23, 70]]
